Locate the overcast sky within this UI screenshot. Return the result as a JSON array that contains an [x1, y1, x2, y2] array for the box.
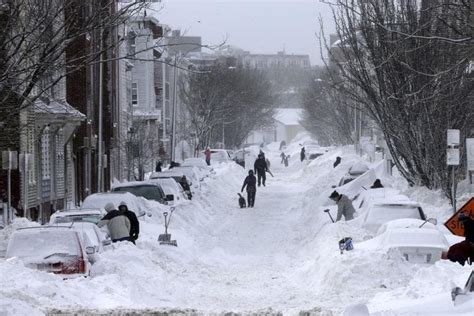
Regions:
[[151, 0, 336, 66]]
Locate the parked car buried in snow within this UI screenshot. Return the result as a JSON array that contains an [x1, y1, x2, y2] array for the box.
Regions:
[[201, 149, 232, 163], [378, 227, 449, 264], [147, 178, 188, 205], [81, 192, 147, 217], [338, 162, 370, 186], [111, 181, 168, 205], [6, 226, 92, 278]]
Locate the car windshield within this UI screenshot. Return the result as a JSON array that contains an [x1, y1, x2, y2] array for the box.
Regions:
[[369, 205, 422, 224], [54, 214, 102, 224], [113, 185, 164, 201], [7, 230, 80, 262]]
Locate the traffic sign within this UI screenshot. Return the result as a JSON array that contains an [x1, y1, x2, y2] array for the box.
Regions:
[[444, 197, 474, 236]]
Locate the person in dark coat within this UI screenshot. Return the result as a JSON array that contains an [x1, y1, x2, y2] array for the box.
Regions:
[[155, 161, 162, 172], [333, 156, 341, 168], [459, 212, 474, 243], [280, 152, 286, 164], [179, 175, 192, 200], [370, 179, 384, 189], [254, 154, 268, 187], [241, 170, 257, 207], [118, 202, 139, 244], [300, 147, 306, 162]]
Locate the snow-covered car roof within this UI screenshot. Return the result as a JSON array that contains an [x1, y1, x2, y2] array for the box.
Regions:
[[348, 162, 370, 175], [6, 226, 84, 262], [150, 170, 185, 179], [147, 178, 187, 204], [353, 188, 405, 209], [81, 192, 146, 217], [182, 158, 208, 167]]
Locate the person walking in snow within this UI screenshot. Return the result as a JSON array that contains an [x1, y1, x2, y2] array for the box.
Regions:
[[98, 203, 131, 242], [155, 161, 162, 172], [241, 170, 257, 207], [329, 191, 355, 221], [204, 147, 211, 166], [280, 152, 286, 164], [300, 147, 306, 162], [254, 154, 268, 187], [118, 202, 140, 244], [333, 156, 341, 168]]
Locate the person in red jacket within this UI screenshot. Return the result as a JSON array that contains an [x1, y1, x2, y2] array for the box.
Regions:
[[204, 147, 211, 166]]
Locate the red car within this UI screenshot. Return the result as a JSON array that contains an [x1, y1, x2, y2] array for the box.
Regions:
[[6, 226, 92, 278]]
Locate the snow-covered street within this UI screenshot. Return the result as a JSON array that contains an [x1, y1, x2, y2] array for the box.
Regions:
[[1, 138, 472, 315]]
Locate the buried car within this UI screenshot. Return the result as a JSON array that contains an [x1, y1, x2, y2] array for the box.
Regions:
[[359, 219, 449, 264], [379, 228, 449, 264], [53, 222, 110, 263], [111, 181, 168, 205], [338, 162, 370, 186], [6, 226, 92, 277], [147, 178, 188, 205]]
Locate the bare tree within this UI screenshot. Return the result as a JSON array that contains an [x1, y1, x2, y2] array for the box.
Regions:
[[327, 0, 474, 200], [301, 67, 354, 146], [179, 65, 275, 151], [0, 0, 148, 122]]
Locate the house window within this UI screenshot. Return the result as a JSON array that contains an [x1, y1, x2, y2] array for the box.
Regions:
[[41, 128, 50, 180], [131, 82, 138, 106]]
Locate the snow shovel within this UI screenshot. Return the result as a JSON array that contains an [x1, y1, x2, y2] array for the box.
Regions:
[[158, 207, 177, 247], [266, 169, 274, 177], [323, 209, 335, 223]]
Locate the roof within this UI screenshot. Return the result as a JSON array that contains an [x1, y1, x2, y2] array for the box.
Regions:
[[34, 98, 85, 120], [273, 108, 303, 126]]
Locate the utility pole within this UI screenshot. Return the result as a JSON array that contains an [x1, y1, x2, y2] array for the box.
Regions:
[[170, 55, 178, 162], [97, 28, 104, 192]]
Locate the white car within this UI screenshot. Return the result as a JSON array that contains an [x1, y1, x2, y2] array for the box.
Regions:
[[150, 170, 191, 186], [49, 208, 104, 225], [379, 228, 449, 264], [147, 178, 188, 205], [361, 201, 427, 234], [81, 192, 147, 217], [352, 188, 409, 214], [6, 226, 92, 278], [338, 162, 370, 186], [173, 166, 206, 186]]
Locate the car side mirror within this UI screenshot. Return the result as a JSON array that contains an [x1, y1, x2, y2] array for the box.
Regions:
[[427, 218, 437, 225], [85, 246, 95, 255], [166, 194, 174, 201]]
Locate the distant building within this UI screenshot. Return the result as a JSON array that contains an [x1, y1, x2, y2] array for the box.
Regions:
[[245, 108, 305, 145], [242, 51, 311, 69]]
